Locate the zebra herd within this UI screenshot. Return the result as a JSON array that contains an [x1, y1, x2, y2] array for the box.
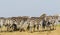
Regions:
[[0, 16, 57, 33]]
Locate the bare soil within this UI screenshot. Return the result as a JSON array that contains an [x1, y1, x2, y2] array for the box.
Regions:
[[0, 26, 60, 35]]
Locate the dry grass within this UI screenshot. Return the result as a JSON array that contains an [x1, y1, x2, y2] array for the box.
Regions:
[[0, 26, 60, 35]]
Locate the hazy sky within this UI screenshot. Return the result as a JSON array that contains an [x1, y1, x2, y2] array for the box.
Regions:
[[0, 0, 60, 17]]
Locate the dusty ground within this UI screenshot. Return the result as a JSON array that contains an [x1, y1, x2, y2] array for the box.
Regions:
[[0, 26, 60, 35]]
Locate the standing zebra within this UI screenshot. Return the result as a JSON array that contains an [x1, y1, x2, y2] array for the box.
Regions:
[[29, 20, 35, 33]]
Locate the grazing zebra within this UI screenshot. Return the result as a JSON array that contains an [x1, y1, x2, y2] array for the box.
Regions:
[[50, 19, 57, 30], [38, 20, 43, 31], [42, 19, 46, 31], [34, 20, 38, 32], [45, 17, 56, 31], [34, 19, 41, 32], [29, 20, 35, 33], [11, 21, 17, 31], [19, 20, 25, 32], [0, 18, 7, 32], [4, 18, 14, 32], [46, 20, 51, 31], [21, 19, 30, 32]]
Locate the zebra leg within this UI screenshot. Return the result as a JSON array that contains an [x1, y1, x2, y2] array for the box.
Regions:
[[29, 26, 33, 33], [34, 25, 36, 32], [19, 27, 22, 32]]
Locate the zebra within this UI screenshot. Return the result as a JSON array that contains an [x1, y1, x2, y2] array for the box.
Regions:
[[4, 18, 14, 32], [0, 18, 8, 32], [29, 20, 35, 33]]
